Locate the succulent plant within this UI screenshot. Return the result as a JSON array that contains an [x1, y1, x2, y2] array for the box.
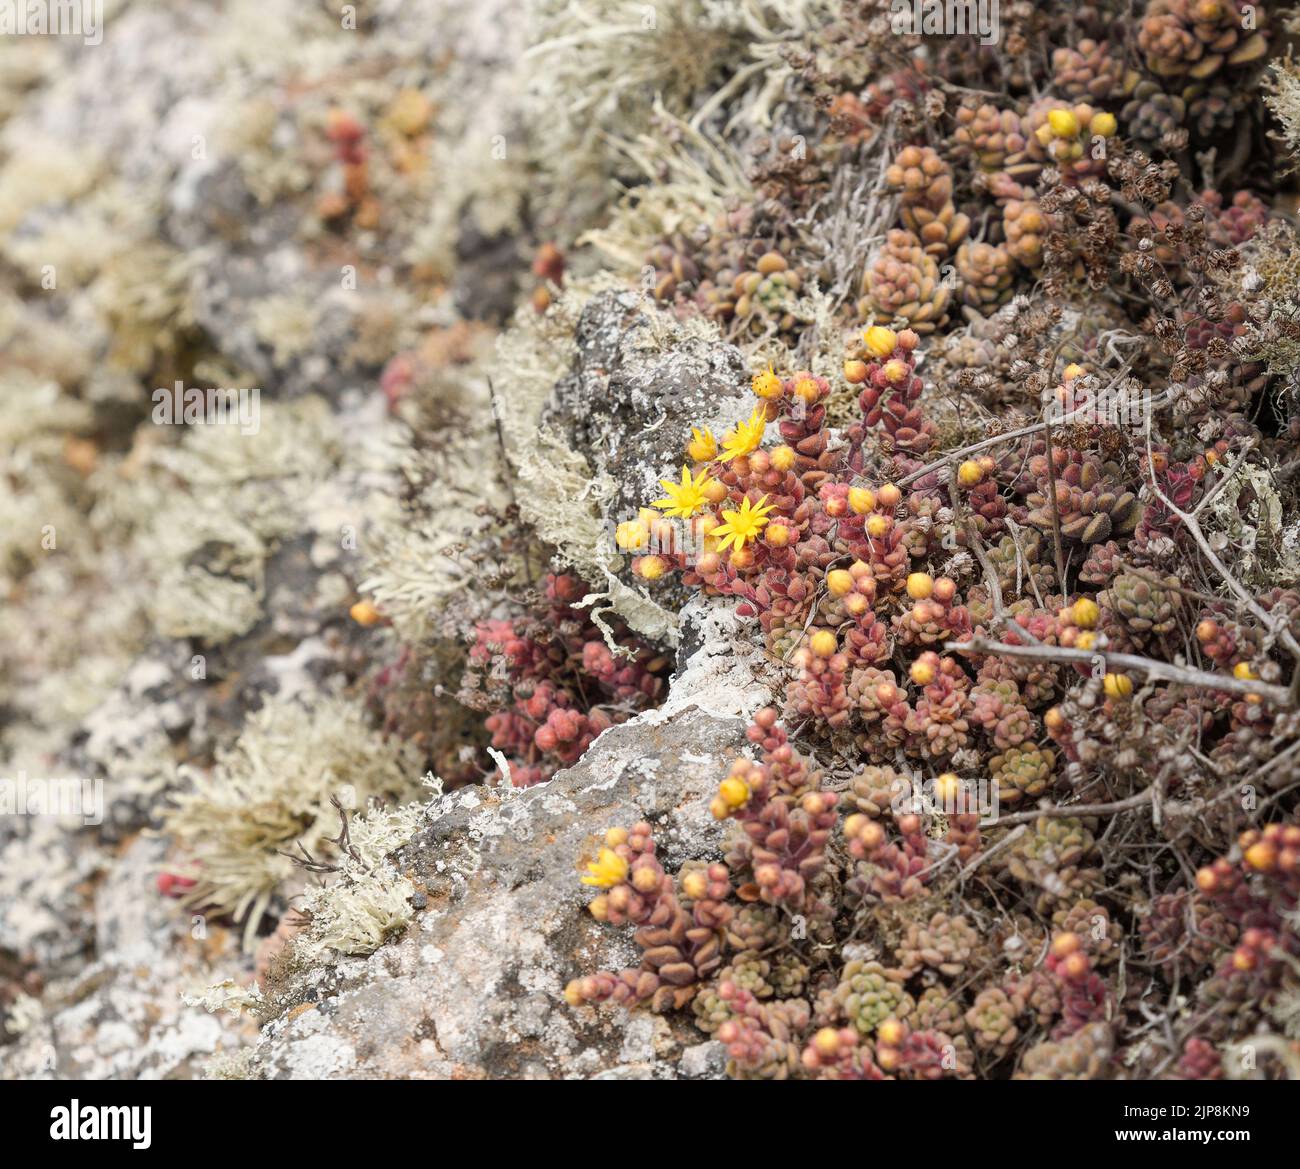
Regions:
[[1052, 40, 1140, 103], [859, 229, 951, 334], [957, 240, 1015, 308], [1015, 1021, 1114, 1079], [1020, 449, 1143, 545], [989, 743, 1057, 804], [1003, 197, 1047, 269], [886, 145, 970, 259], [1101, 571, 1183, 639], [953, 102, 1028, 172], [1137, 0, 1268, 84], [833, 960, 915, 1035], [895, 911, 980, 977], [1121, 81, 1189, 151]]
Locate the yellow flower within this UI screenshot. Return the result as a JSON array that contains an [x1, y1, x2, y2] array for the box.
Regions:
[[863, 326, 898, 359], [653, 465, 715, 519], [752, 365, 783, 400], [712, 494, 775, 553], [719, 406, 767, 462], [581, 847, 629, 888], [687, 426, 718, 462]]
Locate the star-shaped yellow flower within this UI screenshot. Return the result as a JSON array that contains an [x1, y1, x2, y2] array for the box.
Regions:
[[687, 426, 718, 462], [653, 465, 714, 519], [719, 405, 768, 462], [581, 847, 629, 888], [712, 494, 775, 554]]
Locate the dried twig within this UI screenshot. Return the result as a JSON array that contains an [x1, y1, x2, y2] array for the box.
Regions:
[[1143, 416, 1300, 674], [945, 635, 1293, 705]]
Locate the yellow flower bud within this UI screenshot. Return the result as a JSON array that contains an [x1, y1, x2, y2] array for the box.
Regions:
[[1103, 673, 1132, 698], [718, 776, 751, 810], [686, 427, 718, 462], [878, 1018, 906, 1046], [794, 376, 820, 403], [350, 600, 383, 626], [771, 444, 796, 472], [957, 460, 984, 488], [906, 572, 934, 600], [848, 486, 876, 514], [812, 1027, 841, 1058], [866, 514, 892, 538], [883, 358, 909, 384], [827, 569, 854, 597], [863, 326, 898, 359], [1244, 841, 1277, 872], [1233, 661, 1257, 681], [809, 630, 838, 658], [1072, 598, 1100, 629], [680, 870, 708, 900], [615, 519, 650, 551], [752, 366, 783, 399], [1089, 111, 1117, 138], [702, 479, 728, 505], [1048, 108, 1080, 138], [636, 555, 669, 581]]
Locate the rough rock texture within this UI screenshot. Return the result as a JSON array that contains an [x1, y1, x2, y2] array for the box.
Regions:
[[1, 835, 257, 1080], [544, 290, 750, 525], [254, 705, 746, 1080]]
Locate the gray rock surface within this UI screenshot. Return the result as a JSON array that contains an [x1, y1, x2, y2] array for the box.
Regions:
[[1, 835, 257, 1080], [545, 290, 750, 527], [254, 705, 747, 1080]]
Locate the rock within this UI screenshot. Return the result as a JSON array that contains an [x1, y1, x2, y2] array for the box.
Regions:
[[253, 705, 747, 1080], [679, 1040, 728, 1078], [544, 290, 750, 527], [0, 835, 256, 1079]]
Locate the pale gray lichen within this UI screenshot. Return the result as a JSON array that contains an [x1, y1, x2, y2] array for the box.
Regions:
[[165, 694, 425, 948], [112, 395, 344, 645], [293, 798, 434, 961]]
